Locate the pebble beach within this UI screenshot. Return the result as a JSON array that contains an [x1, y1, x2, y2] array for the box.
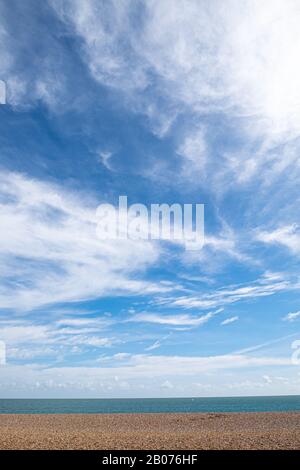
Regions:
[[0, 412, 299, 450]]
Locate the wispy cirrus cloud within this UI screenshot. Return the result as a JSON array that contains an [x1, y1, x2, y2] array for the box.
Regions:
[[221, 316, 239, 326], [257, 225, 300, 255], [129, 310, 220, 327], [48, 0, 300, 186], [176, 125, 208, 176], [159, 274, 292, 310], [0, 171, 167, 310], [3, 0, 300, 197], [50, 0, 300, 133], [0, 314, 117, 365], [283, 311, 300, 322]]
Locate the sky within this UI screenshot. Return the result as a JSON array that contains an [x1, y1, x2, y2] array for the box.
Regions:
[[1, 0, 300, 398]]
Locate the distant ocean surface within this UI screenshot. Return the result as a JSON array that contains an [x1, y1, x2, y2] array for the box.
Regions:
[[1, 396, 300, 414]]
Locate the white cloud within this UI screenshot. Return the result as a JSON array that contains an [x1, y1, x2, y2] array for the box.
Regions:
[[3, 0, 300, 191], [55, 317, 112, 328], [73, 336, 115, 348], [177, 126, 207, 175], [0, 352, 292, 397], [0, 322, 51, 345], [161, 380, 173, 390], [234, 333, 298, 355], [0, 1, 69, 109], [283, 311, 300, 322], [97, 150, 114, 171], [50, 0, 149, 91], [145, 340, 161, 352], [0, 171, 166, 310], [164, 274, 291, 310], [1, 0, 299, 193], [263, 374, 272, 384], [7, 346, 56, 360], [129, 311, 217, 327], [0, 316, 117, 361], [112, 353, 131, 361], [257, 225, 300, 255], [142, 0, 300, 145], [50, 0, 300, 145], [221, 316, 239, 326], [46, 0, 300, 206], [180, 230, 254, 276]]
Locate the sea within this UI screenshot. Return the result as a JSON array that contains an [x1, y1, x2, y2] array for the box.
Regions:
[[0, 396, 300, 414]]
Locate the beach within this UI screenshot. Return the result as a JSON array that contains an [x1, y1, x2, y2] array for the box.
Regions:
[[0, 412, 299, 450]]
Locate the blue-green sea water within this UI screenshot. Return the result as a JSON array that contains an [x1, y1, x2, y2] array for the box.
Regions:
[[0, 396, 300, 414]]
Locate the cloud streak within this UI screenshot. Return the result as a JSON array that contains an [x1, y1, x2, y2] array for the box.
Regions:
[[0, 171, 164, 310], [283, 311, 300, 322]]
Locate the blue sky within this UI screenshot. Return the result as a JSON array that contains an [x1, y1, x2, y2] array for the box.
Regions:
[[1, 0, 300, 398]]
